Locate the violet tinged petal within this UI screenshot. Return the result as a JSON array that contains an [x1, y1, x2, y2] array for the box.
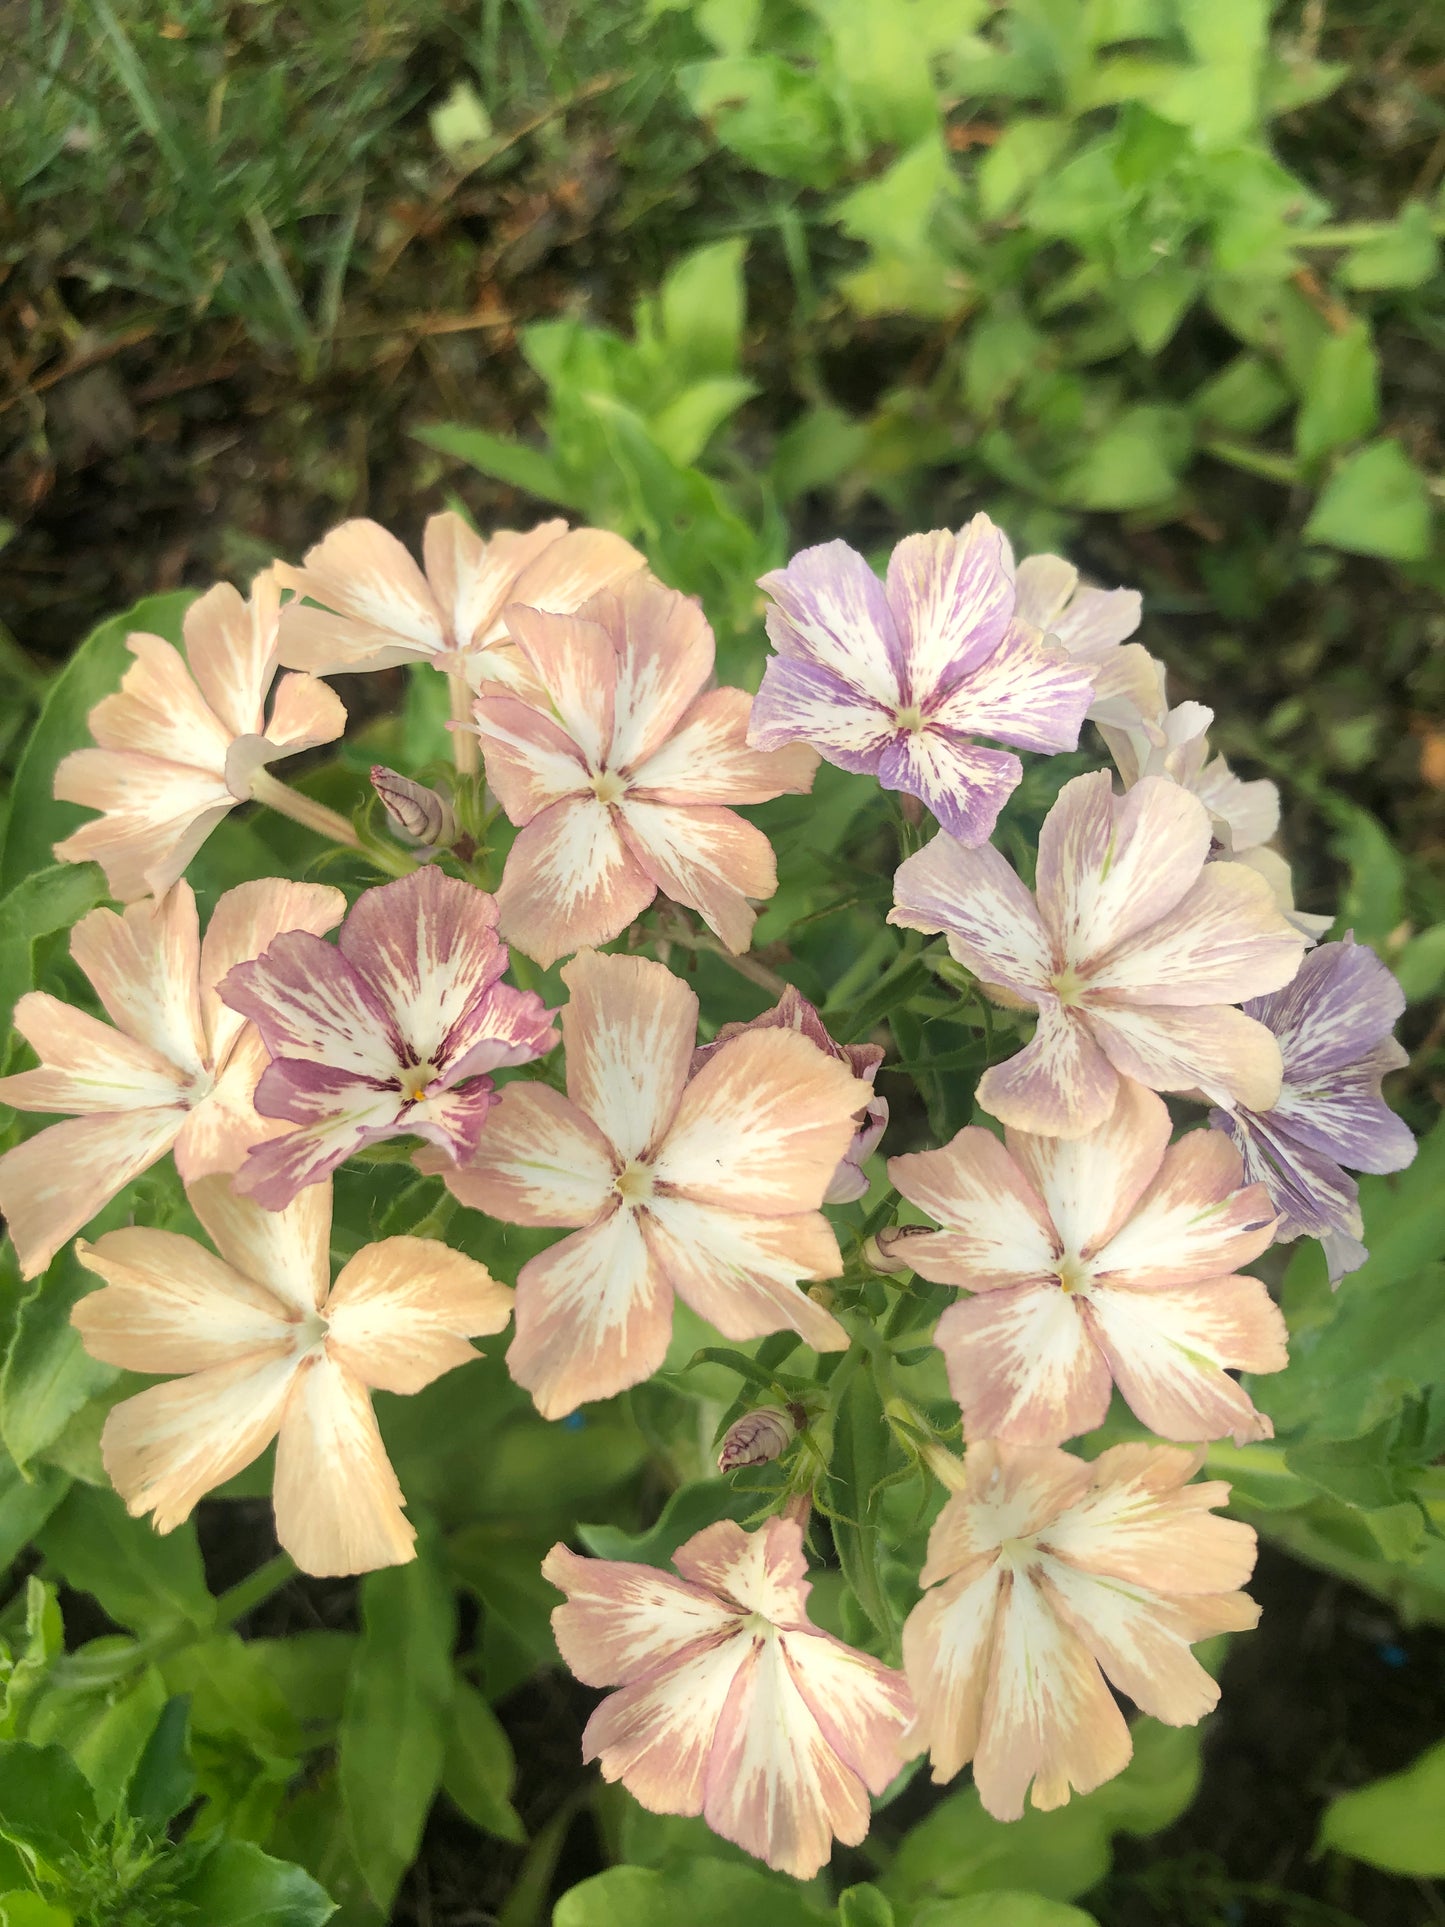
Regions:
[[235, 1078, 406, 1208], [1270, 1045, 1416, 1175], [1050, 583, 1143, 660], [1217, 1107, 1363, 1251], [884, 518, 1016, 705], [221, 932, 403, 1081], [875, 731, 1021, 845], [338, 868, 507, 1065], [1245, 937, 1407, 1081], [745, 656, 895, 770], [758, 540, 905, 707], [928, 620, 1092, 755]]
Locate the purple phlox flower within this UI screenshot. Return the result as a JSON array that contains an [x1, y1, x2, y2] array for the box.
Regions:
[[693, 983, 887, 1203], [747, 519, 1093, 845], [220, 867, 557, 1207], [1002, 539, 1162, 738], [1212, 935, 1415, 1283]]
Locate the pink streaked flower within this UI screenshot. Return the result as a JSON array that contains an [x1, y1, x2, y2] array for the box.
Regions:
[[474, 573, 817, 968], [275, 511, 644, 689], [53, 573, 347, 902], [1003, 540, 1162, 738], [433, 950, 864, 1418], [219, 868, 556, 1209], [692, 985, 887, 1203], [904, 1440, 1259, 1820], [888, 1080, 1285, 1446], [72, 1175, 511, 1576], [747, 520, 1092, 845], [891, 772, 1308, 1137], [1214, 936, 1417, 1283], [0, 879, 343, 1278], [544, 1516, 913, 1878]]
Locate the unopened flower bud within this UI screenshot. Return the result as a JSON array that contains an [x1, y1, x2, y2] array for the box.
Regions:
[[717, 1406, 796, 1473], [370, 767, 458, 849]]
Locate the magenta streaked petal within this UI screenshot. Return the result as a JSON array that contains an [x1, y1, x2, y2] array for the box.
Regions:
[[929, 620, 1092, 755], [876, 729, 1020, 844], [233, 1080, 404, 1208], [338, 869, 506, 1064], [221, 932, 402, 1081], [407, 1078, 502, 1164], [441, 982, 558, 1083], [745, 656, 894, 769], [759, 540, 905, 707], [884, 517, 1015, 704]]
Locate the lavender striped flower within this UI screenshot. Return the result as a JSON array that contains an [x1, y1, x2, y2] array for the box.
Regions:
[[1213, 936, 1415, 1282], [746, 518, 1093, 845], [220, 867, 557, 1207]]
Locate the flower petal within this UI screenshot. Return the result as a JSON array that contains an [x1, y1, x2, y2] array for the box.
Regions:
[[1043, 1441, 1258, 1594], [501, 602, 616, 768], [183, 575, 280, 739], [1248, 937, 1405, 1081], [671, 1516, 811, 1625], [1087, 860, 1305, 1006], [633, 686, 818, 804], [100, 1349, 298, 1533], [641, 1194, 848, 1354], [325, 1236, 512, 1393], [885, 518, 1015, 705], [903, 1558, 1005, 1782], [702, 1635, 872, 1880], [1005, 1079, 1172, 1260], [1092, 1128, 1276, 1287], [887, 1127, 1058, 1288], [258, 671, 348, 759], [472, 693, 590, 824], [0, 1109, 183, 1279], [221, 930, 402, 1081], [653, 1028, 863, 1214], [920, 1443, 1093, 1587], [336, 869, 507, 1064], [494, 797, 657, 970], [580, 1634, 749, 1820], [1084, 1002, 1283, 1112], [86, 631, 233, 768], [72, 1225, 291, 1372], [875, 731, 1021, 846], [504, 526, 645, 634], [422, 512, 566, 653], [781, 1625, 913, 1793], [70, 886, 208, 1076], [890, 832, 1053, 999], [542, 1541, 741, 1687], [0, 993, 193, 1114], [438, 1081, 617, 1226], [1037, 773, 1211, 970], [617, 798, 776, 954], [197, 879, 346, 1067], [233, 1067, 403, 1207], [977, 1005, 1120, 1139], [759, 539, 904, 708], [603, 573, 715, 770], [935, 1287, 1110, 1444], [561, 950, 697, 1163], [53, 750, 237, 902], [187, 1171, 332, 1315], [171, 1027, 297, 1184], [972, 1568, 1132, 1820], [276, 520, 447, 672], [272, 1356, 415, 1575], [745, 657, 895, 770], [1084, 1273, 1284, 1444], [509, 1205, 673, 1418], [929, 621, 1091, 755]]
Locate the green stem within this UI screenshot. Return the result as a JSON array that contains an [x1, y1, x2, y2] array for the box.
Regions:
[[249, 767, 361, 848], [1296, 216, 1445, 248], [1202, 438, 1302, 487], [216, 1551, 295, 1628]]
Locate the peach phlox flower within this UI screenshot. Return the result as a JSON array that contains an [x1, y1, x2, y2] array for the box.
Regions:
[[692, 984, 887, 1203], [904, 1439, 1258, 1820], [53, 572, 346, 901], [747, 519, 1092, 846], [72, 1175, 511, 1576], [433, 950, 863, 1418], [544, 1515, 913, 1878], [890, 771, 1308, 1137], [220, 868, 556, 1209], [889, 1080, 1285, 1447], [1002, 540, 1161, 737], [274, 511, 643, 688], [473, 572, 817, 968], [0, 879, 343, 1278]]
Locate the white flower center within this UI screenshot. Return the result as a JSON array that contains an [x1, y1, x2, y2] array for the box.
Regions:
[[293, 1308, 330, 1355]]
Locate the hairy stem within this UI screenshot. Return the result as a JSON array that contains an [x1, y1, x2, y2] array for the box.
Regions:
[[249, 767, 361, 848]]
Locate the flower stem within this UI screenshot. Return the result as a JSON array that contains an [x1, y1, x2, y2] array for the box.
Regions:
[[249, 767, 361, 848], [449, 670, 480, 777]]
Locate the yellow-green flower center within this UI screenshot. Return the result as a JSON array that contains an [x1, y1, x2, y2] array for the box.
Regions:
[[615, 1161, 654, 1205], [1056, 1253, 1090, 1295], [592, 770, 627, 806], [1051, 966, 1087, 1007], [894, 704, 925, 734]]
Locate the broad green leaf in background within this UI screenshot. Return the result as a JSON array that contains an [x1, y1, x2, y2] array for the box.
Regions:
[[1304, 438, 1433, 561], [0, 1243, 117, 1476], [34, 1486, 214, 1637], [0, 1895, 74, 1926], [824, 1360, 902, 1650], [656, 238, 748, 381], [679, 55, 846, 189], [125, 1694, 197, 1827], [441, 1679, 525, 1843], [173, 1837, 338, 1927], [1294, 320, 1380, 465], [978, 117, 1070, 220], [0, 592, 194, 894], [554, 1859, 832, 1927], [0, 864, 107, 1050], [1339, 202, 1441, 290], [338, 1547, 456, 1911], [0, 1456, 69, 1573], [913, 1898, 1100, 1927], [1054, 405, 1190, 510], [1318, 1740, 1445, 1876], [577, 1477, 760, 1567], [835, 138, 965, 319], [0, 1740, 98, 1867]]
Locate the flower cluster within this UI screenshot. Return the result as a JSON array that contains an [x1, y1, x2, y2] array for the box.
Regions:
[[6, 506, 1414, 1881]]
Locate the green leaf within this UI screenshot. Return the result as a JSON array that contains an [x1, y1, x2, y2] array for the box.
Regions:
[[339, 1549, 456, 1910], [680, 56, 845, 190], [1112, 267, 1199, 355], [126, 1695, 196, 1827], [0, 1454, 69, 1574], [578, 1479, 759, 1568], [36, 1661, 169, 1820], [651, 377, 758, 467], [0, 1740, 98, 1866], [1304, 439, 1433, 562], [1054, 405, 1191, 510], [824, 1361, 901, 1649], [963, 309, 1048, 415], [0, 1577, 64, 1739], [441, 1678, 524, 1843], [1339, 203, 1441, 291], [1319, 1740, 1445, 1875], [33, 1485, 214, 1636], [1393, 922, 1445, 1003], [411, 423, 583, 511], [883, 1721, 1200, 1909], [658, 239, 748, 381], [810, 0, 943, 147], [835, 138, 964, 320], [428, 80, 492, 167], [1328, 803, 1404, 949], [0, 1243, 116, 1475], [0, 593, 194, 895], [555, 1861, 830, 1927], [1193, 353, 1291, 434], [173, 1838, 338, 1927], [838, 1885, 895, 1927], [1295, 321, 1380, 465], [913, 1899, 1099, 1927], [0, 1896, 74, 1927], [978, 118, 1070, 220], [0, 865, 108, 1051]]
